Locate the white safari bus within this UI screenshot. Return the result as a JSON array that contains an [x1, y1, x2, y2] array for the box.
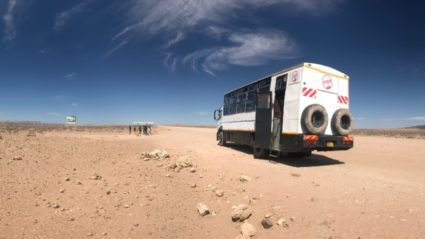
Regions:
[[214, 63, 354, 158]]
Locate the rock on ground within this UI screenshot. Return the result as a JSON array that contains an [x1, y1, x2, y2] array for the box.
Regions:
[[12, 156, 22, 161], [261, 218, 273, 229], [231, 204, 252, 222], [240, 222, 256, 237], [197, 203, 210, 216], [239, 175, 251, 182], [277, 218, 289, 227]]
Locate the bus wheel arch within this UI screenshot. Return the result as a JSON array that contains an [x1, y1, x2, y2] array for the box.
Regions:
[[302, 104, 329, 134]]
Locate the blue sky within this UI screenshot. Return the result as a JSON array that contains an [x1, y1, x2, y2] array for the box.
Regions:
[[0, 0, 424, 128]]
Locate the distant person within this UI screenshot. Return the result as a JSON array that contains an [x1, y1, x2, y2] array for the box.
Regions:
[[129, 125, 131, 135], [143, 125, 148, 135], [147, 124, 151, 135], [138, 125, 142, 136]]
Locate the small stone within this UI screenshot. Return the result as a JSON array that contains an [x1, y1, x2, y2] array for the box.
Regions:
[[59, 189, 65, 193], [52, 203, 60, 209], [69, 217, 75, 222], [261, 218, 273, 229], [102, 232, 107, 236], [133, 223, 139, 227], [166, 174, 172, 177], [64, 177, 70, 181], [87, 232, 94, 237], [240, 222, 256, 237], [197, 203, 210, 216], [231, 204, 252, 222], [106, 190, 111, 195], [90, 173, 101, 180], [190, 183, 197, 188], [215, 189, 224, 197], [276, 218, 288, 227], [190, 167, 196, 173], [239, 175, 251, 182], [264, 213, 273, 218], [12, 156, 22, 161]]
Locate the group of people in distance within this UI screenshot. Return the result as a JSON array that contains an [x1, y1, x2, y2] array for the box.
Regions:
[[129, 124, 151, 136]]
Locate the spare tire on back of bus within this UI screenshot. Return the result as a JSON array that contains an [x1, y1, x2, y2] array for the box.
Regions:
[[332, 109, 353, 136], [302, 104, 328, 134]]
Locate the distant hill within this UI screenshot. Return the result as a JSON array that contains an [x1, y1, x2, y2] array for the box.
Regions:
[[406, 125, 425, 130]]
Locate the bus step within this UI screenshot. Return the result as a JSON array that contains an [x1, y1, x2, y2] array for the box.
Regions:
[[269, 151, 280, 158]]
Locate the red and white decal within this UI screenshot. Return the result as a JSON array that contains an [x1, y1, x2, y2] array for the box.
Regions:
[[322, 75, 333, 90], [302, 87, 317, 98], [337, 95, 349, 104]]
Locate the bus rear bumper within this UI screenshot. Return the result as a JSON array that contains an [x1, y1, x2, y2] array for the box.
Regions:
[[280, 134, 353, 152]]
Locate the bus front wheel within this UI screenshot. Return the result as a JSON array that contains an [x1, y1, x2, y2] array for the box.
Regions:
[[217, 131, 226, 146], [253, 147, 269, 159]]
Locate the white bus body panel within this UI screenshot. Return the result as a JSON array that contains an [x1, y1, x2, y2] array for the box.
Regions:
[[222, 112, 255, 131], [298, 64, 350, 135], [282, 67, 304, 134]]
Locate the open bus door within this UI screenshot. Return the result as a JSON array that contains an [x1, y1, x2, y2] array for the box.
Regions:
[[254, 92, 272, 158]]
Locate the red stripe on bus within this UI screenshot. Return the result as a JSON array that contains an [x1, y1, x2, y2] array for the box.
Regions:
[[304, 88, 313, 96], [309, 90, 317, 97]]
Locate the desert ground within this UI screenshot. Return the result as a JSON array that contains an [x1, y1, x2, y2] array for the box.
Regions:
[[1, 125, 425, 239]]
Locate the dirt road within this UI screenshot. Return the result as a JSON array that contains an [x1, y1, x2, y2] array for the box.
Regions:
[[1, 126, 424, 238]]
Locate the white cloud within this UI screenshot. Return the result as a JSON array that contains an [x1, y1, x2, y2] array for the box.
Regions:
[[110, 0, 343, 71], [104, 39, 129, 59], [122, 0, 343, 35], [185, 30, 297, 75], [54, 1, 92, 30], [161, 31, 185, 49], [402, 116, 425, 121], [2, 0, 17, 43], [65, 72, 77, 80], [71, 102, 78, 107]]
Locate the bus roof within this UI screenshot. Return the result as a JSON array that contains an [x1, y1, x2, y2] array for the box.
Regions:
[[224, 63, 349, 96]]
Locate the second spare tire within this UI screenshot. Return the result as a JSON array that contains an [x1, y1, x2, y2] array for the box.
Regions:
[[301, 104, 328, 134]]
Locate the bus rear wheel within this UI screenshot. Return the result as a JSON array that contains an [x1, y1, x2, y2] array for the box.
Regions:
[[253, 147, 269, 159]]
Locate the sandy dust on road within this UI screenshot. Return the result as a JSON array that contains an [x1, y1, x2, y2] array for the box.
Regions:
[[1, 126, 424, 239]]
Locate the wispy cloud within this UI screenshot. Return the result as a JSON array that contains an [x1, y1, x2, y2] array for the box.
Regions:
[[54, 1, 93, 30], [71, 102, 78, 107], [111, 0, 342, 74], [2, 0, 17, 43], [104, 39, 129, 59], [184, 30, 297, 75], [161, 31, 185, 49], [402, 116, 425, 121], [65, 72, 77, 80]]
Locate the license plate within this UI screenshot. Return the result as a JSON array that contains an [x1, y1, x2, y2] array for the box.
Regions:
[[326, 142, 334, 147]]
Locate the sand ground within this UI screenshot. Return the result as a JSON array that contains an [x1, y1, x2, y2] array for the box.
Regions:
[[1, 126, 424, 239]]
